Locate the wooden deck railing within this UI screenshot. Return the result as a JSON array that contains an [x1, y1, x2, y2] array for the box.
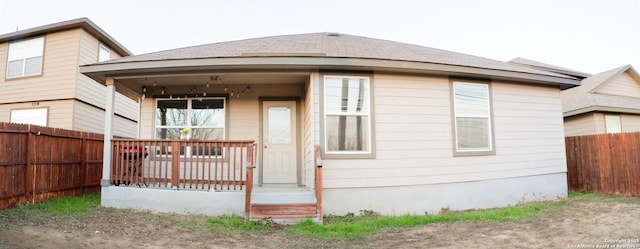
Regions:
[[111, 139, 256, 191]]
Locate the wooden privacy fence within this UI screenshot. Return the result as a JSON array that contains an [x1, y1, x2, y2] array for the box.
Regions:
[[565, 132, 640, 196], [111, 139, 256, 191], [0, 122, 103, 209]]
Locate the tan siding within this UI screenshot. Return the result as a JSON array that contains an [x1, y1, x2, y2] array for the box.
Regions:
[[621, 114, 640, 132], [322, 74, 567, 189], [76, 30, 138, 121], [302, 76, 314, 187], [139, 97, 154, 138], [0, 30, 81, 104], [140, 84, 304, 140], [593, 112, 607, 134], [0, 100, 75, 129], [563, 113, 598, 136], [594, 72, 640, 98], [73, 101, 136, 137]]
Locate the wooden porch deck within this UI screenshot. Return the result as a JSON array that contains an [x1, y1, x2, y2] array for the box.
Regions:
[[110, 139, 323, 222]]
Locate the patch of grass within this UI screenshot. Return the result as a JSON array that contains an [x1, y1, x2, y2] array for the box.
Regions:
[[0, 193, 100, 217], [286, 200, 566, 240], [199, 214, 272, 232], [568, 190, 633, 201]]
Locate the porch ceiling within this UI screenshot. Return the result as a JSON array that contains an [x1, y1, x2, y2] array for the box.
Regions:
[[114, 72, 310, 98]]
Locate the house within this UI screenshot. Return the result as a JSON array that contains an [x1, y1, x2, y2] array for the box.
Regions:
[[80, 33, 580, 220], [510, 58, 640, 136], [0, 18, 138, 137], [561, 65, 640, 136]]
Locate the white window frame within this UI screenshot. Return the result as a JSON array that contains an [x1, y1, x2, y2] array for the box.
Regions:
[[322, 75, 374, 158], [6, 37, 45, 78], [605, 114, 622, 133], [451, 80, 495, 156], [10, 107, 48, 126], [155, 97, 226, 157], [98, 44, 111, 62]]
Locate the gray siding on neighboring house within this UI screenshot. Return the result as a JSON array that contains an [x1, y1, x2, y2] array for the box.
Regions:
[[320, 74, 567, 189], [565, 112, 640, 136], [593, 72, 640, 98], [564, 113, 598, 136], [621, 114, 640, 132]]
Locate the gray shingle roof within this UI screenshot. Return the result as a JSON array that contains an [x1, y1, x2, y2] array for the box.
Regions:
[[0, 18, 132, 57], [100, 32, 573, 79], [562, 65, 640, 116], [509, 57, 590, 79]]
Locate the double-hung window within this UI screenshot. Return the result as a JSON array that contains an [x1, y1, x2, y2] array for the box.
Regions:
[[323, 76, 373, 157], [7, 37, 44, 78], [452, 80, 494, 155]]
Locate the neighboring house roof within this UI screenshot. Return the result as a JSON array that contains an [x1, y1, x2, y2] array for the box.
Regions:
[[509, 57, 591, 79], [0, 17, 132, 57], [562, 65, 640, 117], [80, 32, 580, 89]]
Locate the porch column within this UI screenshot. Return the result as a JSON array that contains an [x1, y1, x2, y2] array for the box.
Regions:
[[101, 77, 116, 187]]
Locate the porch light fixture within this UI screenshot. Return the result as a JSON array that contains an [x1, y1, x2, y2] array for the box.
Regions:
[[161, 87, 166, 95]]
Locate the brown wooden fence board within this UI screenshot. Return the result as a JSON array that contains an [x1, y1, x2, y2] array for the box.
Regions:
[[0, 122, 104, 209], [566, 132, 640, 196]]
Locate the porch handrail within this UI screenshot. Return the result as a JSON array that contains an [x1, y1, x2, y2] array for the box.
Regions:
[[245, 143, 257, 219], [315, 145, 323, 222], [111, 139, 255, 192]]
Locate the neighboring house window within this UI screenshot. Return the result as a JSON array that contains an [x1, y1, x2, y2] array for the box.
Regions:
[[323, 76, 372, 156], [6, 37, 44, 78], [98, 44, 111, 62], [452, 80, 494, 155], [605, 114, 621, 133], [155, 97, 225, 140], [11, 108, 48, 126]]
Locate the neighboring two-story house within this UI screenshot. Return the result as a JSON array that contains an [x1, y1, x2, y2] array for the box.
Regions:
[[0, 18, 138, 137]]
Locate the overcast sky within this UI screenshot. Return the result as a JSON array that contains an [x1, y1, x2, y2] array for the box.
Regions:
[[1, 0, 639, 74]]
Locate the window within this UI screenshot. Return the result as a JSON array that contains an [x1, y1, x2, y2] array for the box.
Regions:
[[98, 44, 111, 62], [323, 76, 372, 156], [11, 108, 48, 126], [452, 81, 494, 155], [605, 114, 621, 133], [155, 98, 225, 140], [7, 37, 44, 78]]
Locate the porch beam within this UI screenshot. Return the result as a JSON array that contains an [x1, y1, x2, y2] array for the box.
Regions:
[[101, 77, 116, 187]]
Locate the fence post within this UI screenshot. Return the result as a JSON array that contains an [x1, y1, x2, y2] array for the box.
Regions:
[[25, 129, 35, 204], [171, 141, 180, 189], [79, 138, 86, 193]]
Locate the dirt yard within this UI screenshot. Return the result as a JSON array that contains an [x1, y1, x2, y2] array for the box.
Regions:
[[1, 195, 639, 249]]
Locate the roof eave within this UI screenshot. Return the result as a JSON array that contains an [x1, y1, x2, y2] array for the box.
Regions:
[[564, 106, 640, 117], [80, 57, 581, 88], [0, 18, 132, 56]]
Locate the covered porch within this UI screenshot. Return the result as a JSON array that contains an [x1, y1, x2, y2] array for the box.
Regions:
[[96, 71, 322, 221]]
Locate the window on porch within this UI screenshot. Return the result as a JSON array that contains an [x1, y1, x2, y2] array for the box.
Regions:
[[155, 97, 226, 140], [154, 97, 226, 157]]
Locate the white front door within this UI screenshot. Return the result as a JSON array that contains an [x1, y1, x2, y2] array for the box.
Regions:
[[262, 101, 297, 184]]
